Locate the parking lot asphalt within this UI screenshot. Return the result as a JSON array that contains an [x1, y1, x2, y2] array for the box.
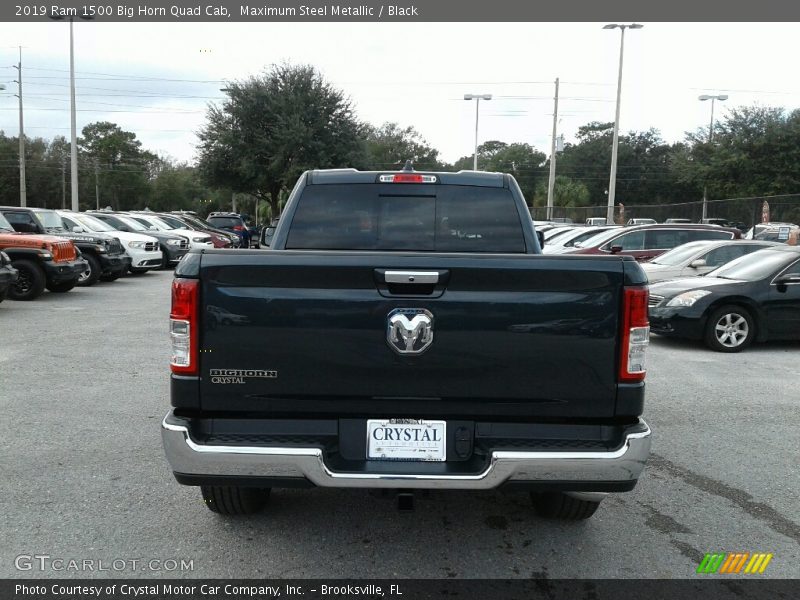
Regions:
[[1, 270, 798, 579]]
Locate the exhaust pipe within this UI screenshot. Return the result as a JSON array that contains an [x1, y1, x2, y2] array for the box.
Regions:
[[396, 492, 415, 512]]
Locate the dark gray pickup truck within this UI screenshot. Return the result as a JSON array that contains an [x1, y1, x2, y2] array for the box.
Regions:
[[162, 167, 652, 520]]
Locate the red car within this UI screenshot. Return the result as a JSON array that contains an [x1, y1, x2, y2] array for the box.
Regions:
[[564, 224, 742, 262], [156, 213, 233, 248]]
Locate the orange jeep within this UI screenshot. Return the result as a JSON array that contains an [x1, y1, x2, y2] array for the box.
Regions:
[[0, 212, 87, 301]]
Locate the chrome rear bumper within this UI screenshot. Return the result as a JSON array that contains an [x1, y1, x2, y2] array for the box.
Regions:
[[161, 412, 651, 490]]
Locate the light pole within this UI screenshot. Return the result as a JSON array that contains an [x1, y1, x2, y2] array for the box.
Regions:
[[464, 93, 492, 170], [12, 47, 26, 207], [603, 23, 643, 224], [50, 13, 93, 211], [546, 78, 560, 221], [698, 94, 728, 221], [219, 87, 240, 213]]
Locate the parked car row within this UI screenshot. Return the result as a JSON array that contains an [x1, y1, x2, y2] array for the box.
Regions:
[[58, 211, 163, 275], [560, 217, 752, 230], [535, 220, 800, 353], [1, 206, 131, 287], [553, 223, 742, 261], [542, 225, 621, 254], [0, 206, 256, 304], [628, 217, 747, 229], [640, 240, 781, 283], [744, 222, 800, 242], [0, 210, 89, 301]]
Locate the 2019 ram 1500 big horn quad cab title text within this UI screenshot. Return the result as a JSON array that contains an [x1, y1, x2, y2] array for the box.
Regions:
[[161, 167, 652, 520]]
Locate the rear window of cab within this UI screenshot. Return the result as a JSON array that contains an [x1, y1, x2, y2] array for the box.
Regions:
[[208, 217, 244, 228], [286, 184, 526, 252]]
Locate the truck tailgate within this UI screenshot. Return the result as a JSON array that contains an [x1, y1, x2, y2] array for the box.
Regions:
[[197, 251, 624, 418]]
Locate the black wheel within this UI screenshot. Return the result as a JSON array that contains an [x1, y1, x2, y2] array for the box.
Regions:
[[200, 486, 270, 515], [531, 492, 602, 520], [704, 305, 755, 353], [77, 253, 101, 287], [100, 271, 122, 282], [46, 279, 76, 293], [9, 259, 46, 301]]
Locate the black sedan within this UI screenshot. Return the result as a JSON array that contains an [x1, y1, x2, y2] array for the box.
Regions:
[[648, 245, 800, 352], [0, 250, 19, 303]]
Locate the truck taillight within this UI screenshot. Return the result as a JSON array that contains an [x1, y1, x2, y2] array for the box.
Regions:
[[233, 225, 244, 231], [170, 278, 199, 375], [619, 287, 649, 383]]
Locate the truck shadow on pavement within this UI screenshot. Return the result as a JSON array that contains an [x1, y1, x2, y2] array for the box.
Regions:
[[182, 487, 621, 578]]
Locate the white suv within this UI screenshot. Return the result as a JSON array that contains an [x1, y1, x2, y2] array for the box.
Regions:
[[127, 212, 214, 251]]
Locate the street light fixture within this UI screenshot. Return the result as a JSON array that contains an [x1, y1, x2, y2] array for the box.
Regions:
[[464, 93, 492, 170], [603, 23, 643, 224], [698, 94, 728, 142], [50, 12, 93, 212], [698, 94, 728, 220]]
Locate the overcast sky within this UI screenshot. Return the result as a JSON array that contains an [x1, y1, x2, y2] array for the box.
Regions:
[[0, 22, 798, 165]]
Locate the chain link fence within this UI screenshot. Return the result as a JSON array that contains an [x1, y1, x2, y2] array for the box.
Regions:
[[529, 194, 800, 228]]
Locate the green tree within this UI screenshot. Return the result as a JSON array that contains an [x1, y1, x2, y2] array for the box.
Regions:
[[452, 141, 546, 203], [22, 137, 57, 207], [79, 121, 156, 210], [364, 122, 442, 170], [0, 132, 67, 208], [148, 162, 207, 212], [0, 131, 24, 206], [674, 105, 800, 199], [555, 122, 614, 204], [484, 143, 546, 204], [45, 136, 71, 209], [533, 175, 590, 208], [197, 63, 367, 216], [452, 140, 513, 171], [556, 122, 698, 207]]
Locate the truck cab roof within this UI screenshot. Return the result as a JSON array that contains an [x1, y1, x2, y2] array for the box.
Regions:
[[306, 168, 506, 188]]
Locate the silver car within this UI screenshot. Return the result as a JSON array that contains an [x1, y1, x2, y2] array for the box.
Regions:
[[543, 225, 620, 254], [641, 240, 781, 283]]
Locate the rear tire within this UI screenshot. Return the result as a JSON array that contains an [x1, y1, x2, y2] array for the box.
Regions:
[[77, 253, 101, 287], [46, 279, 76, 293], [9, 259, 46, 301], [200, 486, 270, 515], [703, 305, 755, 353], [531, 492, 602, 520]]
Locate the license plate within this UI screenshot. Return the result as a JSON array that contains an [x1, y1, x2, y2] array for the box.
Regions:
[[367, 419, 446, 461]]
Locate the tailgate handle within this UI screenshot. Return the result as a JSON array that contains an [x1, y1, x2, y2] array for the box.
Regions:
[[384, 271, 439, 284]]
